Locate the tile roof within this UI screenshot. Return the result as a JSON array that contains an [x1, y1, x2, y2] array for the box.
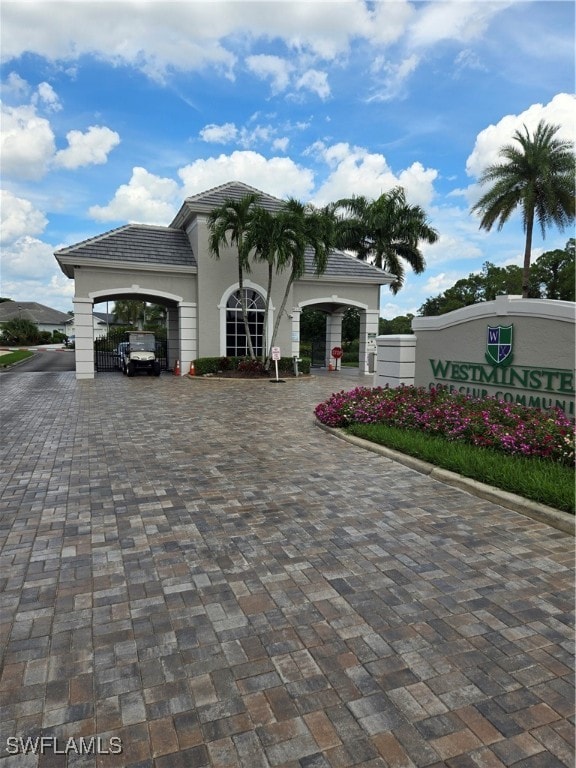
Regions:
[[170, 180, 282, 226], [55, 182, 392, 285], [0, 302, 70, 325], [171, 181, 392, 284], [55, 224, 196, 276], [305, 248, 391, 282]]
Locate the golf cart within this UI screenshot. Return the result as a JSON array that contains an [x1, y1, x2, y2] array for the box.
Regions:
[[121, 331, 161, 377]]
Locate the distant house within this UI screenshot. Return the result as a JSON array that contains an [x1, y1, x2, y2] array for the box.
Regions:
[[65, 311, 119, 340], [0, 302, 70, 335]]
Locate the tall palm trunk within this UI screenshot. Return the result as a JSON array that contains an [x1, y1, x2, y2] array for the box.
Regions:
[[522, 207, 535, 299], [262, 259, 274, 364], [265, 272, 295, 371], [237, 240, 255, 359]]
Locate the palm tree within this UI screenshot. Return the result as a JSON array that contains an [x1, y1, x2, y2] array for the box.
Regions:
[[112, 300, 147, 329], [335, 187, 438, 293], [264, 198, 334, 369], [208, 193, 261, 358], [472, 120, 575, 298], [244, 206, 304, 364]]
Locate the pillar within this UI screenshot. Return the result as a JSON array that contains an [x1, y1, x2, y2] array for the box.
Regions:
[[359, 309, 380, 374], [375, 335, 416, 388], [167, 307, 179, 370], [290, 307, 302, 359], [325, 312, 343, 367], [73, 297, 94, 379], [178, 302, 197, 376]]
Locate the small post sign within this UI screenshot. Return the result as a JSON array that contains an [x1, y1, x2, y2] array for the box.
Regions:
[[331, 346, 343, 371], [270, 347, 284, 384]]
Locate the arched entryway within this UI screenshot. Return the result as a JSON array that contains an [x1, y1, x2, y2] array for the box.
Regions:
[[294, 298, 379, 374], [74, 287, 196, 379]]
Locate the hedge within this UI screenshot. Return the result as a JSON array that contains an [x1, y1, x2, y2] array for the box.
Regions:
[[192, 356, 311, 376]]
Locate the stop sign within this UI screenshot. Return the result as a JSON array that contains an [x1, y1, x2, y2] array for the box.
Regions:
[[331, 346, 343, 359]]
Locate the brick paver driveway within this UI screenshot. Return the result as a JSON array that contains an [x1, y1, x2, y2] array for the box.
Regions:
[[1, 371, 573, 768]]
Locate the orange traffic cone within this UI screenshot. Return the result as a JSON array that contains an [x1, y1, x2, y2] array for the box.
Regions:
[[173, 359, 180, 376], [188, 362, 195, 376]]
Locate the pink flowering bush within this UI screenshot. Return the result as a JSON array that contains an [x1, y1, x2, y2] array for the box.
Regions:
[[314, 386, 575, 467]]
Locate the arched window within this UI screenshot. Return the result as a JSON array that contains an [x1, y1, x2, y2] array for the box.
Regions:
[[226, 289, 265, 357]]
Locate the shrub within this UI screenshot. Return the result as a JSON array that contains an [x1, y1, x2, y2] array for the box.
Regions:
[[193, 357, 224, 375], [237, 358, 266, 376], [315, 385, 575, 467], [0, 318, 41, 345]]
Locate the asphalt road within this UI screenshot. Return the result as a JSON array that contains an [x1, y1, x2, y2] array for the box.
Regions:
[[1, 347, 76, 373]]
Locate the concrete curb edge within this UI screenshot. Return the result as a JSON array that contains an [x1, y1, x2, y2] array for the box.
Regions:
[[315, 421, 575, 536]]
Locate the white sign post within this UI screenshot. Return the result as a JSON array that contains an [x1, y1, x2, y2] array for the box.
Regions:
[[271, 347, 284, 383]]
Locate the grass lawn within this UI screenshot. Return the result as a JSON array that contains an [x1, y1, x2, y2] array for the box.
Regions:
[[0, 350, 34, 367], [346, 422, 575, 514]]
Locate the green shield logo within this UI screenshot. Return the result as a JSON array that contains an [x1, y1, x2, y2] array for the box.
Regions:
[[486, 325, 513, 366]]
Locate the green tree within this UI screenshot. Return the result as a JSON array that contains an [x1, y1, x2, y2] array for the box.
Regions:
[[112, 300, 147, 328], [244, 205, 304, 363], [472, 120, 575, 298], [265, 199, 333, 369], [300, 309, 326, 343], [531, 239, 575, 301], [379, 314, 414, 334], [0, 317, 41, 345], [335, 186, 438, 293], [144, 304, 167, 334], [208, 193, 261, 358], [342, 307, 360, 343]]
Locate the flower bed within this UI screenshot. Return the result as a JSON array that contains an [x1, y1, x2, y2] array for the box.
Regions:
[[314, 385, 575, 467]]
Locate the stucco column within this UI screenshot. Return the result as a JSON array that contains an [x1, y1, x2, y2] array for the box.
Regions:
[[290, 307, 302, 358], [178, 302, 197, 376], [167, 307, 179, 370], [359, 309, 380, 374], [326, 312, 343, 367], [375, 335, 416, 388], [73, 297, 94, 379]]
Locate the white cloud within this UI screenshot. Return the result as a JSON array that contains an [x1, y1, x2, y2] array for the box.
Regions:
[[1, 82, 120, 179], [0, 190, 48, 244], [272, 137, 289, 152], [466, 93, 576, 180], [295, 69, 330, 100], [178, 151, 314, 201], [88, 167, 180, 224], [54, 126, 120, 170], [408, 2, 512, 48], [1, 270, 74, 312], [1, 2, 376, 82], [1, 71, 30, 100], [310, 142, 438, 208], [1, 235, 58, 279], [1, 2, 237, 82], [246, 55, 293, 94], [368, 1, 415, 46], [0, 103, 56, 180], [422, 272, 462, 295], [34, 82, 61, 112], [368, 54, 420, 102], [199, 122, 238, 144]]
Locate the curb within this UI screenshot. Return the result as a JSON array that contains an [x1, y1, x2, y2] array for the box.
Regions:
[[316, 422, 574, 536]]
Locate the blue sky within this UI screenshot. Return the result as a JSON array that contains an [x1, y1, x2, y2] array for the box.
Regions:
[[1, 1, 574, 318]]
